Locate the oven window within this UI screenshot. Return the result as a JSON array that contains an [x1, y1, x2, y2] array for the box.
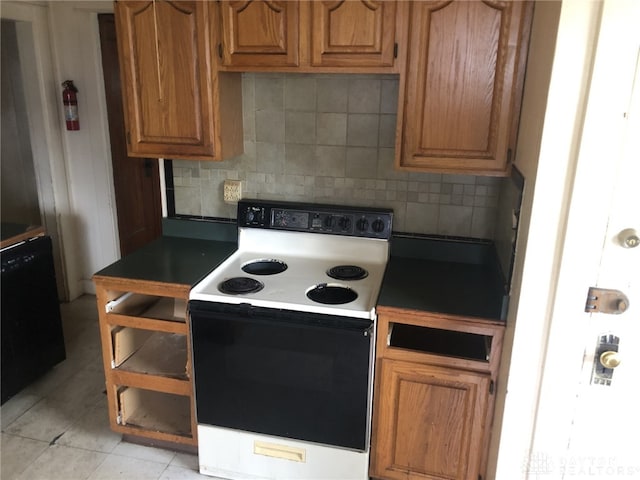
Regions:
[[190, 301, 372, 450]]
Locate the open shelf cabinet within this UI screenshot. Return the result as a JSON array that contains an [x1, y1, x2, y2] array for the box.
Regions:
[[117, 386, 192, 438], [93, 275, 196, 447]]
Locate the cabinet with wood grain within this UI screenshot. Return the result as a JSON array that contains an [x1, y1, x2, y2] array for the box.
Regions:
[[310, 0, 399, 68], [397, 0, 534, 175], [219, 0, 300, 67], [218, 0, 406, 72], [370, 307, 505, 480], [114, 0, 242, 161]]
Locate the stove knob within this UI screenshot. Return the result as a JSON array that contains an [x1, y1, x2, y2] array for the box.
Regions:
[[338, 216, 351, 231], [246, 210, 255, 223], [324, 215, 336, 229], [372, 218, 385, 233], [356, 218, 369, 232]]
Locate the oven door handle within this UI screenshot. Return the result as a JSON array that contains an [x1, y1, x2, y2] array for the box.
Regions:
[[189, 300, 373, 334]]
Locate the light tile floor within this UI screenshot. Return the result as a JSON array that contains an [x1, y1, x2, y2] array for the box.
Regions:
[[1, 295, 205, 480]]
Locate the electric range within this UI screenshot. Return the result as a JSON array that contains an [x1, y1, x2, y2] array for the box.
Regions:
[[189, 199, 393, 480]]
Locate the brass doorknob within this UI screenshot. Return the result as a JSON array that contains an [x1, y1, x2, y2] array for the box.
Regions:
[[600, 351, 621, 369], [619, 228, 639, 248]]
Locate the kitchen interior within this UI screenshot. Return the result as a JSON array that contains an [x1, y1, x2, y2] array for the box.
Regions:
[[1, 1, 578, 479]]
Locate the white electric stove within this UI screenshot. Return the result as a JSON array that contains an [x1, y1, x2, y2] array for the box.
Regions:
[[190, 228, 390, 319], [189, 199, 393, 480]]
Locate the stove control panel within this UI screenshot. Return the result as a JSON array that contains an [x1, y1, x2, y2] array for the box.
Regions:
[[238, 200, 393, 239]]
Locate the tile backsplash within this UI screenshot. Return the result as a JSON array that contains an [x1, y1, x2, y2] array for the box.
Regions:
[[172, 73, 503, 238]]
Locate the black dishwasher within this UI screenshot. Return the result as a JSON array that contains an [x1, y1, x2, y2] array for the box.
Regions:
[[1, 235, 66, 404]]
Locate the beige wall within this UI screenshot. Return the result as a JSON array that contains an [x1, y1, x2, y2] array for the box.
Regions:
[[172, 73, 511, 239]]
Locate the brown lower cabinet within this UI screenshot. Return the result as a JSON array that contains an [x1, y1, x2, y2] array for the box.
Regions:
[[370, 307, 504, 480], [93, 276, 197, 447]]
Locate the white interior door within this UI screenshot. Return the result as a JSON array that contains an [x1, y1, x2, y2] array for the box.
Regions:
[[529, 1, 640, 478], [563, 12, 640, 477]]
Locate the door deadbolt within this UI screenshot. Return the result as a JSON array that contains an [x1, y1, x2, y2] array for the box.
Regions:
[[591, 334, 620, 386], [585, 287, 630, 314]]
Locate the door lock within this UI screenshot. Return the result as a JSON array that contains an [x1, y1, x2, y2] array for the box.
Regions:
[[591, 334, 620, 386], [599, 350, 621, 369], [618, 228, 639, 248], [584, 287, 629, 314]]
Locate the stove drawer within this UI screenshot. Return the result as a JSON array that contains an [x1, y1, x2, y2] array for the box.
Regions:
[[197, 425, 370, 480]]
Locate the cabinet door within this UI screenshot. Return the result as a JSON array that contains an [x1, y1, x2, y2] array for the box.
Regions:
[[399, 1, 533, 175], [220, 1, 299, 67], [311, 0, 397, 67], [371, 358, 490, 480], [115, 1, 216, 159]]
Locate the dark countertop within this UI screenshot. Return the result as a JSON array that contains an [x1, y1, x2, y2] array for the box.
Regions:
[[378, 235, 508, 321], [92, 219, 507, 320], [94, 236, 236, 286]]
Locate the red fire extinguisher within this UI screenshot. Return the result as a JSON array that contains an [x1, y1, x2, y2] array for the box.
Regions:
[[62, 80, 80, 131]]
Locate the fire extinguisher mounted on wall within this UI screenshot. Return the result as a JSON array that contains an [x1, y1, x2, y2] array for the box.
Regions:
[[62, 80, 79, 131]]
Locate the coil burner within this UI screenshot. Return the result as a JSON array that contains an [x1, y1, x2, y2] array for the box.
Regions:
[[241, 259, 288, 275], [327, 265, 368, 281], [219, 277, 264, 295], [306, 283, 358, 305]]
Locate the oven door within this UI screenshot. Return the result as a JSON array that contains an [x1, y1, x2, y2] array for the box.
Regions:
[[189, 300, 373, 451]]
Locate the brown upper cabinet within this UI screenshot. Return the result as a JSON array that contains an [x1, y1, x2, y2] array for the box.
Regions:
[[397, 1, 534, 176], [310, 0, 398, 68], [114, 1, 243, 161], [218, 0, 407, 72], [219, 1, 300, 67]]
